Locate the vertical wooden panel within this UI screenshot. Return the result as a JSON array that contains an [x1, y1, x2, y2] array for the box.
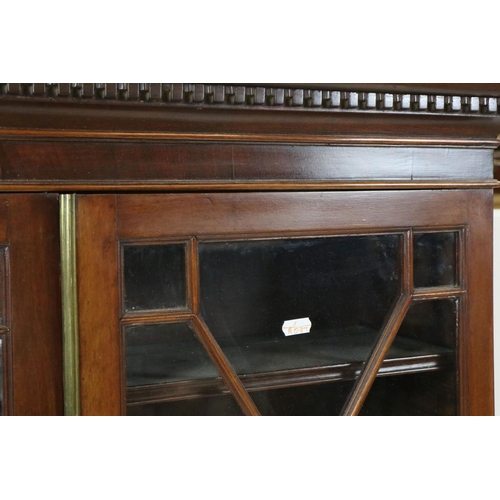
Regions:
[[9, 194, 63, 415], [466, 190, 495, 415], [0, 199, 9, 244], [77, 195, 121, 415]]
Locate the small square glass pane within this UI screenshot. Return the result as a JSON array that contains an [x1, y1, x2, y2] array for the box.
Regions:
[[414, 232, 457, 288], [123, 244, 187, 312]]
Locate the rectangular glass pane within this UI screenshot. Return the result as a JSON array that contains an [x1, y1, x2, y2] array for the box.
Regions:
[[125, 322, 220, 387], [199, 234, 401, 415], [360, 298, 458, 415], [123, 244, 187, 312], [414, 232, 457, 288], [127, 395, 244, 416]]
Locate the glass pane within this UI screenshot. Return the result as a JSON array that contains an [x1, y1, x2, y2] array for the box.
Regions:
[[123, 244, 187, 312], [359, 299, 458, 416], [127, 395, 244, 416], [0, 337, 3, 416], [414, 232, 457, 288], [199, 235, 401, 415], [125, 322, 243, 415], [125, 322, 220, 387], [250, 381, 354, 416]]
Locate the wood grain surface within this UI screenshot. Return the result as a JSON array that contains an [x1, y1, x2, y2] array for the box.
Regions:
[[8, 195, 63, 415], [77, 195, 122, 416]]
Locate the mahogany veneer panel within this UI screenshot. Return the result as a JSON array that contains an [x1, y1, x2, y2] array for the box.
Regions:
[[0, 142, 492, 183]]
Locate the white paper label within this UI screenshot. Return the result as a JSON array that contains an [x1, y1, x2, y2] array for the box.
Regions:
[[282, 317, 312, 337]]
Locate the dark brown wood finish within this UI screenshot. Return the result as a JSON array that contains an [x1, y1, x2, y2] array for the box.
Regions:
[[0, 142, 492, 186], [1, 99, 500, 149], [116, 190, 471, 240], [465, 190, 494, 415], [7, 195, 63, 415], [0, 84, 496, 416]]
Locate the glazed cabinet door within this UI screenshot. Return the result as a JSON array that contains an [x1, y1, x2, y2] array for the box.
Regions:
[[75, 190, 493, 416], [0, 194, 63, 416]]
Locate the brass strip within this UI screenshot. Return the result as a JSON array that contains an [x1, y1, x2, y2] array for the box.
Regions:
[[494, 193, 500, 209], [60, 194, 80, 416]]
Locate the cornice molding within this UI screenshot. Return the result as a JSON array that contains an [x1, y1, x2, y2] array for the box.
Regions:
[[1, 83, 500, 117]]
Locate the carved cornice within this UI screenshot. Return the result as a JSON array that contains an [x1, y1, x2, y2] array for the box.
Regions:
[[1, 83, 500, 116]]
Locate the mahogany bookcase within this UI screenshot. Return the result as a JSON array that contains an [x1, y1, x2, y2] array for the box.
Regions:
[[0, 83, 498, 415]]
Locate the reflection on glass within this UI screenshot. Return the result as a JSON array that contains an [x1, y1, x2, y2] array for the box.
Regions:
[[199, 235, 401, 378], [127, 395, 244, 416], [125, 322, 220, 387], [414, 232, 457, 288], [123, 244, 187, 312], [360, 299, 458, 416], [199, 235, 401, 415], [0, 337, 3, 416]]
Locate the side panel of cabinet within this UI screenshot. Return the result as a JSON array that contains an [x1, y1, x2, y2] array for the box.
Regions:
[[0, 194, 63, 415]]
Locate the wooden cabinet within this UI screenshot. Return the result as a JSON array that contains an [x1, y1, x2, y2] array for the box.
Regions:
[[0, 83, 498, 415]]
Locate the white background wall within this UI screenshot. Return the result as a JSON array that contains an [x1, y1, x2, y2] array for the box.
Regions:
[[493, 210, 500, 415]]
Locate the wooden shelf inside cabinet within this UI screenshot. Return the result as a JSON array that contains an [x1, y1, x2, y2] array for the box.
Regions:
[[126, 332, 455, 405]]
